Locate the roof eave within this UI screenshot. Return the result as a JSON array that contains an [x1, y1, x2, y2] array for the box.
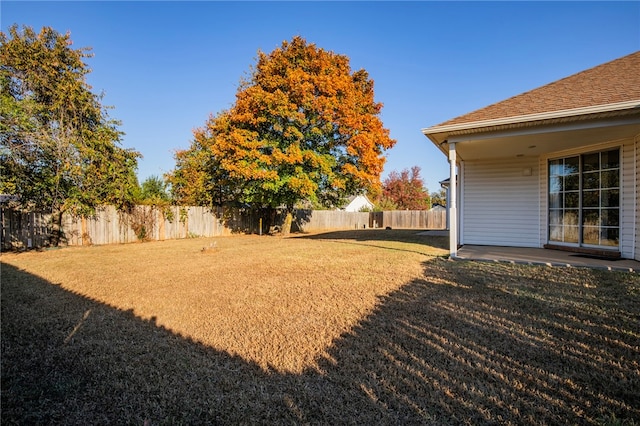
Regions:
[[422, 100, 640, 157], [423, 100, 640, 137]]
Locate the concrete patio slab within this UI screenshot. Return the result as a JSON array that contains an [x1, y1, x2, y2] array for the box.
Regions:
[[454, 245, 639, 273]]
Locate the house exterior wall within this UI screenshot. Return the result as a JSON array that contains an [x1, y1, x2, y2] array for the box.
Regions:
[[461, 156, 540, 247], [539, 138, 636, 259], [460, 137, 638, 258], [538, 155, 548, 250], [621, 138, 636, 260], [635, 136, 639, 261]]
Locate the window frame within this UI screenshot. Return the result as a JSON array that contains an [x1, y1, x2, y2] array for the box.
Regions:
[[547, 148, 620, 249]]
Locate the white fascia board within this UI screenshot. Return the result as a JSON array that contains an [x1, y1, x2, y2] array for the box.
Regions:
[[449, 114, 640, 144], [421, 100, 640, 136]]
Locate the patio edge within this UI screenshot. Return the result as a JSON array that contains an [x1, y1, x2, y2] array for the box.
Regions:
[[450, 255, 637, 274]]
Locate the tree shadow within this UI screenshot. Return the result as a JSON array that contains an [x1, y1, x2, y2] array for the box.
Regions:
[[299, 229, 448, 247], [216, 207, 308, 235], [2, 259, 638, 424], [296, 228, 449, 256], [291, 209, 313, 233], [1, 209, 63, 251], [309, 259, 640, 424]]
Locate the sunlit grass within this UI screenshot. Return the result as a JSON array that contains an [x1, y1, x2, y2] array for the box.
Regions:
[[1, 230, 445, 373]]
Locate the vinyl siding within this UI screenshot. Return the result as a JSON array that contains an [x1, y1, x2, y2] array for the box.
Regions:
[[462, 157, 540, 247], [621, 138, 635, 259], [538, 155, 548, 247], [635, 137, 639, 261]]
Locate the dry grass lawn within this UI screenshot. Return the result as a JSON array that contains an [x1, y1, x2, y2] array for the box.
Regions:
[[1, 230, 638, 425]]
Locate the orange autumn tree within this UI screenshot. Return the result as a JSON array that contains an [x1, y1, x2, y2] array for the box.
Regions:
[[170, 37, 396, 234], [381, 166, 431, 210]]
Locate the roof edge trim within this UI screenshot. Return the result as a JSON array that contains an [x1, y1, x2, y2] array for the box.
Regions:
[[421, 100, 640, 135]]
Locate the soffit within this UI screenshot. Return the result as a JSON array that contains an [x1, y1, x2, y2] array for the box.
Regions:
[[430, 110, 640, 161]]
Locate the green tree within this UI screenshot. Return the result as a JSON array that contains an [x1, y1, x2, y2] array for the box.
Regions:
[[373, 197, 398, 212], [166, 119, 238, 208], [0, 25, 140, 245], [430, 188, 447, 207], [139, 175, 169, 204], [171, 37, 396, 234], [381, 166, 430, 210]]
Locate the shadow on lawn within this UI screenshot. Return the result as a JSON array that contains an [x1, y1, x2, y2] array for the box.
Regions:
[[297, 229, 449, 255], [2, 260, 639, 424], [299, 228, 446, 244]]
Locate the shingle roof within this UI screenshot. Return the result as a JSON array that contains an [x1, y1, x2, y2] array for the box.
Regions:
[[437, 51, 640, 127]]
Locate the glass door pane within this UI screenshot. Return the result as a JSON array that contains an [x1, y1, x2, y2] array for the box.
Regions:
[[581, 149, 619, 247], [548, 156, 580, 244], [548, 149, 619, 248]]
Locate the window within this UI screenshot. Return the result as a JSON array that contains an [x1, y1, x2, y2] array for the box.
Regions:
[[548, 149, 619, 248]]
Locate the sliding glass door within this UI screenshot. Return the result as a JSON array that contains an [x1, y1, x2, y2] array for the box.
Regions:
[[548, 149, 619, 248]]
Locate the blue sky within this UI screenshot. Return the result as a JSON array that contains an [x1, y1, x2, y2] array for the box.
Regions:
[[2, 1, 639, 193]]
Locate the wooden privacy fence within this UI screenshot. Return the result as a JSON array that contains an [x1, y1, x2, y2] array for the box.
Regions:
[[370, 209, 446, 230], [62, 205, 224, 245], [293, 209, 446, 232], [1, 206, 446, 250], [0, 209, 51, 250], [294, 210, 371, 232], [1, 206, 224, 250]]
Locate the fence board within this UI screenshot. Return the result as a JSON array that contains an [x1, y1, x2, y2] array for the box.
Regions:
[[294, 210, 371, 232], [380, 210, 446, 230]]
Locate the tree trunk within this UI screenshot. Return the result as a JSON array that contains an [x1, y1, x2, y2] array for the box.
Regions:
[[49, 209, 64, 247], [281, 208, 293, 236], [265, 207, 275, 234]]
